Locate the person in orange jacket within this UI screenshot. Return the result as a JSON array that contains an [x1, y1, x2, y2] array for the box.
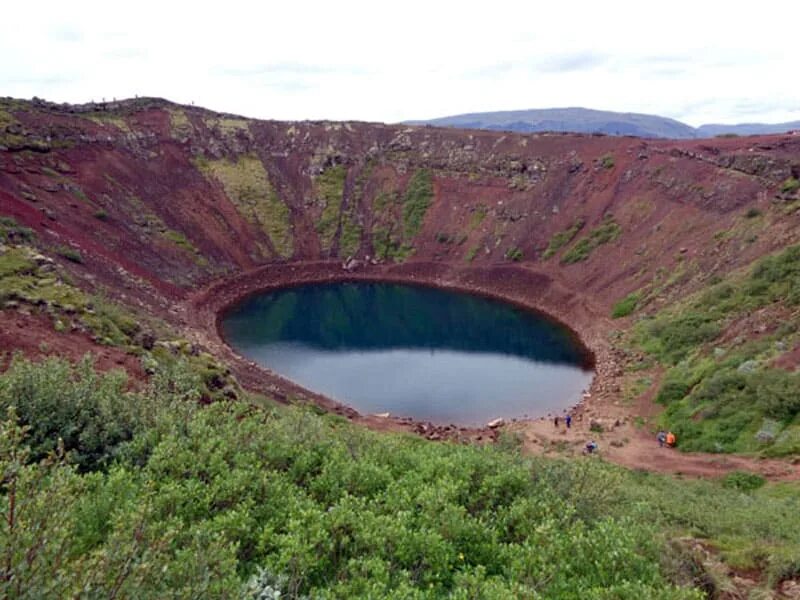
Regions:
[[665, 431, 676, 447]]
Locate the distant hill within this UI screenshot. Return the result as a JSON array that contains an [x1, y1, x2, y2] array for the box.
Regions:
[[696, 121, 800, 137], [407, 107, 800, 139]]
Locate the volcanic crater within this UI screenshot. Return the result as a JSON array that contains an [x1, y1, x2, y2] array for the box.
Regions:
[[2, 96, 800, 472]]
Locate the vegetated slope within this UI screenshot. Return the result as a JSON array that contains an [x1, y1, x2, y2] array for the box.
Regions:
[[1, 97, 800, 596], [407, 107, 698, 138]]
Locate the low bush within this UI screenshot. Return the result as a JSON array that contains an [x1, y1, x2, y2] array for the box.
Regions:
[[0, 216, 34, 244], [722, 471, 766, 492], [599, 154, 615, 169], [612, 292, 640, 318], [55, 245, 84, 264], [780, 177, 800, 194]]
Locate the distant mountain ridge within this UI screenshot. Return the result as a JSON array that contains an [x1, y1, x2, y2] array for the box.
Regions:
[[406, 107, 800, 139]]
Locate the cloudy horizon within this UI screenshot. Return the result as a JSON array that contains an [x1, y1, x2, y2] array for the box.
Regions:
[[3, 0, 799, 126]]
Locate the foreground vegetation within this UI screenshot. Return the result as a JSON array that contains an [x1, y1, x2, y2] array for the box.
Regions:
[[1, 355, 798, 598]]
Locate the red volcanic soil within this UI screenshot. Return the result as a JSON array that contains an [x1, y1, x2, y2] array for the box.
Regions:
[[0, 310, 145, 381], [2, 97, 800, 479]]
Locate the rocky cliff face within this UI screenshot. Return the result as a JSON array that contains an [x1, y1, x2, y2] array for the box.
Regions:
[[1, 97, 799, 317]]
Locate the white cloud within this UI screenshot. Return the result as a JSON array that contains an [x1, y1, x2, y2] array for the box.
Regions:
[[2, 0, 799, 125]]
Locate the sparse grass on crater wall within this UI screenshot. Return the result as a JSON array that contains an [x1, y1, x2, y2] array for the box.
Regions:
[[84, 114, 132, 133], [168, 108, 192, 138], [314, 165, 347, 254], [195, 154, 293, 258], [543, 218, 585, 259], [561, 216, 621, 264]]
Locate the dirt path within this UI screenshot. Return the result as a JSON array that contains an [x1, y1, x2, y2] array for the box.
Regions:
[[512, 399, 800, 482]]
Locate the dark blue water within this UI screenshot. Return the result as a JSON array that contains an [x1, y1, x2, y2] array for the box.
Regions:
[[221, 282, 593, 426]]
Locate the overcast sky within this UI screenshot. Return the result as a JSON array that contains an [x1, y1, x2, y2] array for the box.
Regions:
[[3, 1, 799, 126]]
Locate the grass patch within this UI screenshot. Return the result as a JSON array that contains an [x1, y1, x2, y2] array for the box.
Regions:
[[85, 113, 131, 133], [599, 153, 615, 169], [314, 164, 347, 253], [612, 292, 641, 318], [401, 169, 434, 238], [561, 216, 621, 264], [744, 207, 762, 219], [158, 229, 208, 268], [0, 217, 35, 244], [369, 170, 433, 263], [0, 246, 145, 346], [0, 247, 37, 279], [722, 471, 766, 491], [204, 116, 250, 137], [504, 246, 523, 261], [468, 204, 487, 229], [780, 177, 800, 194], [195, 154, 293, 258], [55, 245, 84, 264], [543, 218, 585, 259], [168, 108, 193, 138]]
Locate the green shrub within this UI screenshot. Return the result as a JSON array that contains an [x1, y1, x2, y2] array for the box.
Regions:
[[780, 177, 800, 194], [612, 292, 640, 318], [639, 313, 721, 364], [0, 216, 34, 243], [751, 369, 800, 421], [93, 209, 109, 221], [722, 471, 766, 492], [504, 246, 523, 261], [55, 245, 84, 264], [0, 355, 166, 471], [744, 207, 762, 219], [599, 154, 615, 169]]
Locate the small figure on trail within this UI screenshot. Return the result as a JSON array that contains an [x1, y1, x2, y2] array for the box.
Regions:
[[554, 416, 560, 428], [584, 440, 598, 454], [565, 414, 572, 429], [665, 431, 676, 448], [657, 431, 666, 448]]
